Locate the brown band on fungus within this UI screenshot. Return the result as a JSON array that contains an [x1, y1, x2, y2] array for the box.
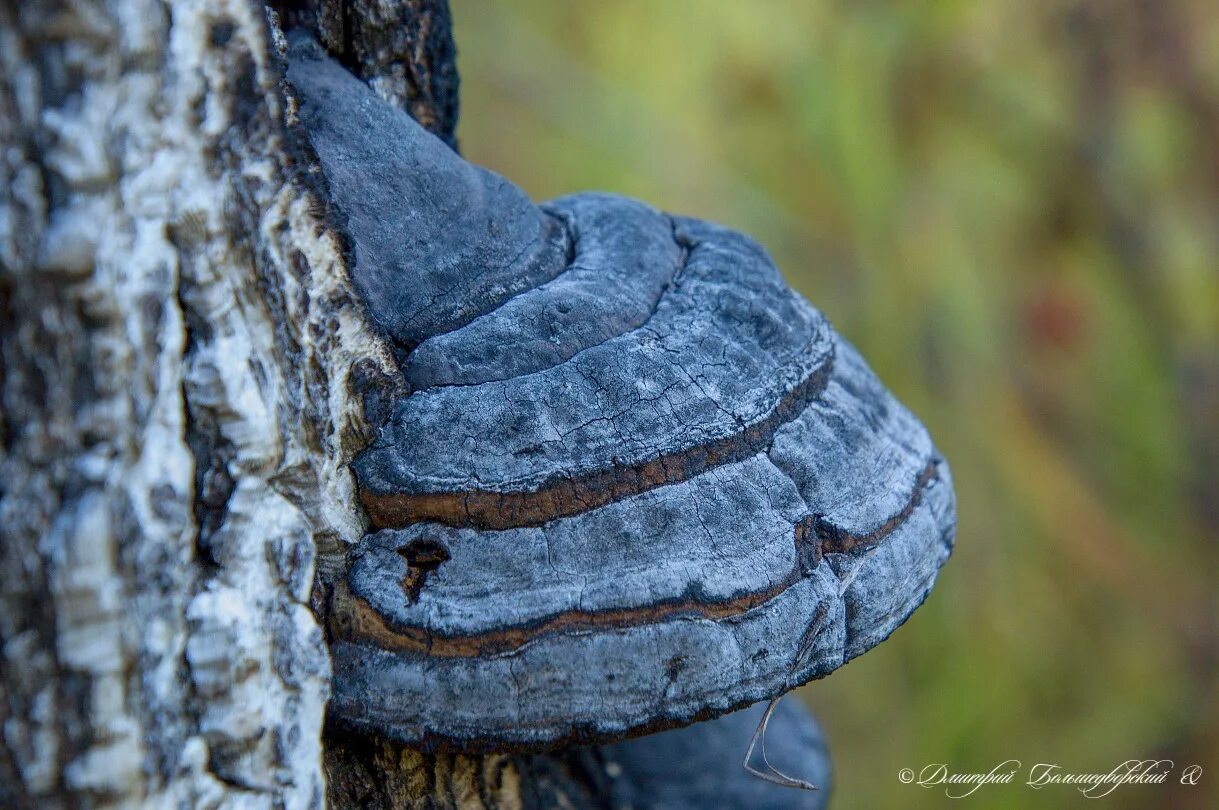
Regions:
[[339, 569, 804, 659], [811, 459, 940, 556], [339, 459, 940, 658], [359, 346, 837, 531]]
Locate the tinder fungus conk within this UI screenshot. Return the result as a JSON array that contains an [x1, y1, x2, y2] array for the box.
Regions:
[[601, 700, 832, 809], [287, 34, 956, 753]]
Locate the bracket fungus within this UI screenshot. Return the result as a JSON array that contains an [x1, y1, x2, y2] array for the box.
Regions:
[[286, 36, 956, 753], [601, 699, 832, 809]]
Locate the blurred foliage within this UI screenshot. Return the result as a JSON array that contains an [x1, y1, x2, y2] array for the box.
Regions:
[[449, 1, 1219, 807]]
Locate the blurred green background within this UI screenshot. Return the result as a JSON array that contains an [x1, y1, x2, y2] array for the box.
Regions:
[[449, 1, 1218, 807]]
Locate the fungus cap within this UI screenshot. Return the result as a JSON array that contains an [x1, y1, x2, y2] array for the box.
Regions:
[[601, 699, 832, 809], [287, 35, 956, 753]]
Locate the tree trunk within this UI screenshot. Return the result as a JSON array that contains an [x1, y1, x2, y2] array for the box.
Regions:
[[0, 1, 463, 806]]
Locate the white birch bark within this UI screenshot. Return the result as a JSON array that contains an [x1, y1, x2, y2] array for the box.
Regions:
[[0, 3, 393, 806]]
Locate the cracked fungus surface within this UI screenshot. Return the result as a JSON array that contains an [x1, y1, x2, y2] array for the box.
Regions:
[[287, 34, 957, 752]]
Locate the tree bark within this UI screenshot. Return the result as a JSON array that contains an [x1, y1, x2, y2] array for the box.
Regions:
[[0, 1, 449, 806]]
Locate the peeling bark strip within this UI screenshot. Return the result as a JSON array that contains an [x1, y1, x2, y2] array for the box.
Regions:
[[285, 38, 957, 753]]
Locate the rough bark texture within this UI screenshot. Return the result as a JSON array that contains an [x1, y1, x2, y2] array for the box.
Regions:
[[0, 1, 396, 806], [273, 0, 460, 148]]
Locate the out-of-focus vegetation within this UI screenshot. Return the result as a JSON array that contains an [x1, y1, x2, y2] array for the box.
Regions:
[[450, 1, 1219, 807]]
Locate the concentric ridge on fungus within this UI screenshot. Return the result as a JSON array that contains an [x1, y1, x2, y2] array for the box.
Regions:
[[287, 33, 957, 753]]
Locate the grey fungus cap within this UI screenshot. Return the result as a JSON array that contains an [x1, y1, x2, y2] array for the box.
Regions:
[[600, 699, 832, 809], [286, 34, 956, 753]]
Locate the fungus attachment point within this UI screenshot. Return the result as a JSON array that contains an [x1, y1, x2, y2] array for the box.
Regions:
[[287, 34, 957, 753]]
